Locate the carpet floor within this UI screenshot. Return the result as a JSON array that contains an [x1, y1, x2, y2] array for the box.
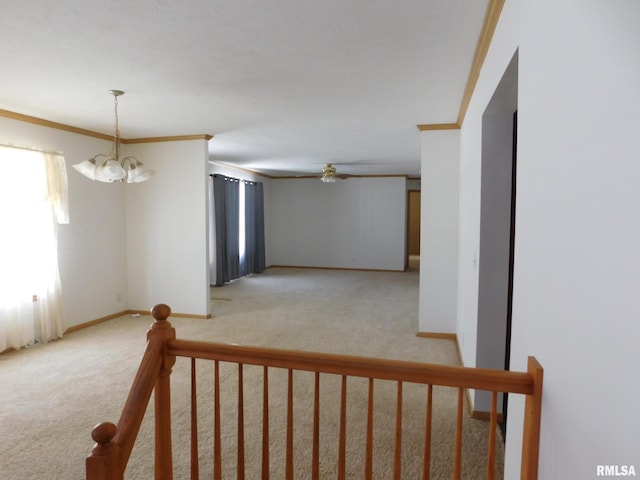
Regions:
[[0, 266, 504, 479]]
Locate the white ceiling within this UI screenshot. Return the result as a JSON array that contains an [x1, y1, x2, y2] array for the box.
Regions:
[[0, 0, 488, 177]]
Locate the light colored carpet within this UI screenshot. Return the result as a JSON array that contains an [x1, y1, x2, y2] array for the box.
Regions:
[[0, 266, 503, 479]]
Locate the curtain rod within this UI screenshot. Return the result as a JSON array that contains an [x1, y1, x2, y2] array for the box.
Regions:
[[210, 173, 260, 185], [0, 142, 64, 156]]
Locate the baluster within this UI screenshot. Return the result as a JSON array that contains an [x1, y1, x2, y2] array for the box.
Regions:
[[486, 391, 498, 480], [213, 360, 222, 480], [262, 366, 270, 480], [286, 369, 294, 480], [453, 387, 464, 480], [190, 358, 199, 480], [338, 375, 347, 480], [393, 381, 403, 480], [312, 372, 320, 480], [237, 364, 245, 480], [364, 378, 374, 480], [422, 384, 433, 480]]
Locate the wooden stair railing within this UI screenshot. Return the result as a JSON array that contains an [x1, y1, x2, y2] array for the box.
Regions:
[[86, 305, 543, 480], [86, 304, 176, 480]]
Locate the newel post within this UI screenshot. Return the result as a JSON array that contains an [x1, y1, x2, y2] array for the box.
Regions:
[[521, 356, 543, 480], [149, 304, 176, 480], [86, 422, 123, 480]]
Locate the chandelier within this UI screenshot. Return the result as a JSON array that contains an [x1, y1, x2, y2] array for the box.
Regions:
[[73, 90, 155, 183], [320, 163, 337, 183]]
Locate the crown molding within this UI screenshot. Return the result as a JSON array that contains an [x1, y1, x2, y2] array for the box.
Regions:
[[457, 0, 505, 126], [123, 134, 213, 144], [416, 123, 460, 131], [0, 108, 113, 141], [417, 0, 505, 130], [0, 108, 212, 145], [209, 160, 276, 179], [275, 173, 408, 180]]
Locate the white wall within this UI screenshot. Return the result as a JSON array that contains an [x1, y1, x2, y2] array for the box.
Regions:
[[269, 176, 406, 271], [457, 1, 640, 477], [207, 167, 406, 273], [126, 140, 210, 316], [0, 117, 128, 328], [0, 118, 227, 322], [419, 129, 460, 333]]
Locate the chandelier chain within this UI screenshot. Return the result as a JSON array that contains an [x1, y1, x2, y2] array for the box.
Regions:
[[72, 89, 154, 183], [113, 94, 120, 159]]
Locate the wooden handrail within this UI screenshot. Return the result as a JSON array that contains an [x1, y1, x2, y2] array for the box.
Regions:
[[88, 305, 543, 479], [87, 304, 176, 480], [167, 338, 534, 394], [114, 336, 165, 464], [86, 336, 164, 479]]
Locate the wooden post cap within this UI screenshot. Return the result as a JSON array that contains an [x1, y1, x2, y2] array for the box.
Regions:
[[90, 422, 118, 456], [91, 422, 117, 445], [151, 304, 171, 322]]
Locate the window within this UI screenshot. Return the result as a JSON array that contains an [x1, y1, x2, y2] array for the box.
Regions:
[[0, 145, 68, 351], [210, 174, 265, 286]]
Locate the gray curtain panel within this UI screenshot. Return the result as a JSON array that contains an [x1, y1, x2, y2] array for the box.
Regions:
[[212, 175, 265, 286], [243, 180, 266, 275], [212, 174, 240, 286]]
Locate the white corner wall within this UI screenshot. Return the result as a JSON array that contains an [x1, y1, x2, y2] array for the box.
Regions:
[[419, 129, 460, 333], [0, 118, 210, 323], [0, 117, 128, 328], [458, 1, 640, 477], [125, 140, 210, 316], [268, 177, 406, 271]]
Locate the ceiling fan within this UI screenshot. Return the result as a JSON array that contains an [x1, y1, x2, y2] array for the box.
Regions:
[[294, 163, 365, 182], [318, 163, 357, 183]]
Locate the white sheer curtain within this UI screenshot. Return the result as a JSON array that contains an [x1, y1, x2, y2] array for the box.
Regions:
[[0, 145, 68, 351]]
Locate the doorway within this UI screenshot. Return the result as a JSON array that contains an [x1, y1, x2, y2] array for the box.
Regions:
[[407, 190, 421, 270], [475, 51, 518, 436], [502, 111, 517, 437]]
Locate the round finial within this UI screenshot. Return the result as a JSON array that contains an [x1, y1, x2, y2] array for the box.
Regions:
[[91, 422, 117, 445], [108, 89, 124, 97], [151, 304, 171, 322]]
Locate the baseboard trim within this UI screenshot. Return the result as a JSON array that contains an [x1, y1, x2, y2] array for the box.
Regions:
[[456, 336, 475, 417], [65, 310, 130, 334], [267, 265, 405, 273], [472, 410, 504, 423], [416, 331, 457, 340], [127, 309, 212, 320], [417, 331, 475, 417], [66, 309, 211, 334]]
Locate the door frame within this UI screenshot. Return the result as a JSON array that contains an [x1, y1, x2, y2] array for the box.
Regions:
[[406, 189, 421, 270]]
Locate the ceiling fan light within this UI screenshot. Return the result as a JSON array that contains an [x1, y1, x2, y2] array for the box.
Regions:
[[320, 163, 337, 183]]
